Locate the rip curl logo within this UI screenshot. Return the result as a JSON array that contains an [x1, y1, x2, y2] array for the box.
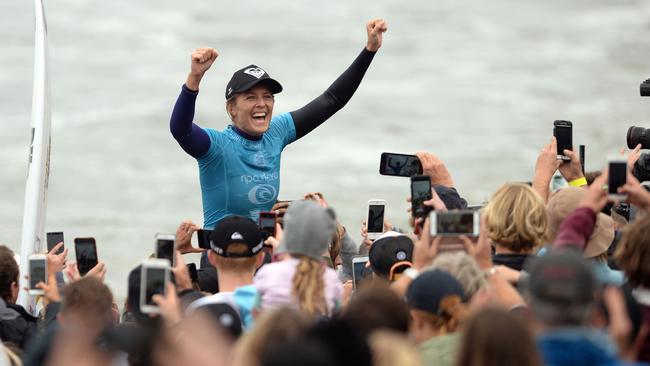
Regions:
[[231, 232, 244, 240], [244, 67, 266, 79], [248, 184, 276, 205], [241, 172, 279, 184]]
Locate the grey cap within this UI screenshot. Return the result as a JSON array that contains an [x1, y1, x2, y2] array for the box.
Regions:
[[277, 200, 337, 260]]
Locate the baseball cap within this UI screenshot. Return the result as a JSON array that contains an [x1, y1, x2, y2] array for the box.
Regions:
[[546, 187, 614, 258], [368, 232, 414, 278], [210, 216, 264, 258], [277, 200, 337, 260], [524, 250, 595, 307], [225, 64, 283, 100], [406, 269, 465, 315], [194, 302, 243, 339]]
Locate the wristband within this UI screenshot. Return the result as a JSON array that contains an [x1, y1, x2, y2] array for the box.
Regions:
[[568, 177, 588, 187]]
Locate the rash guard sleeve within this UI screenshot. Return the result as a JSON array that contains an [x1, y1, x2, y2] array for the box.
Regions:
[[290, 48, 376, 140], [170, 84, 211, 158]]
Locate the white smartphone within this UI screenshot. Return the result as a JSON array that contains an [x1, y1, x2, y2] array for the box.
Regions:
[[366, 199, 387, 241], [351, 255, 370, 292], [429, 210, 480, 237], [28, 254, 47, 296], [608, 156, 627, 201], [140, 258, 171, 314], [155, 233, 176, 267]]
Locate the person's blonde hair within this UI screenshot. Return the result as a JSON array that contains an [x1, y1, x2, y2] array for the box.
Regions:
[[292, 256, 327, 317], [430, 252, 487, 299], [483, 183, 547, 252]]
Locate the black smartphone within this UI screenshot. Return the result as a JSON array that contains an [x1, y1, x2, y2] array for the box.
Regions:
[[155, 234, 175, 266], [187, 263, 198, 284], [553, 120, 573, 161], [197, 229, 213, 250], [410, 175, 432, 218], [259, 211, 277, 239], [379, 152, 423, 177], [46, 231, 64, 255], [608, 157, 627, 200], [74, 237, 98, 276]]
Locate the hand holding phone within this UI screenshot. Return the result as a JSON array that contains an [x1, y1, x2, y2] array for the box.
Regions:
[[553, 120, 573, 161], [411, 175, 432, 218], [74, 237, 98, 276], [46, 232, 64, 255], [140, 258, 171, 314], [28, 254, 47, 295], [259, 211, 278, 240], [380, 152, 423, 177], [366, 200, 387, 240]]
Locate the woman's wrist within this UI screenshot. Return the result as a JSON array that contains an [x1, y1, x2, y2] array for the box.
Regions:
[[185, 73, 203, 91]]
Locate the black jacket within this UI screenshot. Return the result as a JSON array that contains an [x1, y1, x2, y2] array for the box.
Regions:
[[0, 302, 38, 349]]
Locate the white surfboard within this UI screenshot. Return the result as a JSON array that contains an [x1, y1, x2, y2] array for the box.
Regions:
[[17, 0, 52, 309]]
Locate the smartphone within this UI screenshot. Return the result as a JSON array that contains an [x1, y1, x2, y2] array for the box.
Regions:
[[46, 231, 64, 255], [366, 199, 387, 240], [429, 210, 480, 237], [75, 237, 98, 276], [411, 175, 432, 218], [351, 255, 370, 292], [155, 233, 176, 267], [187, 263, 198, 284], [197, 229, 213, 250], [553, 120, 573, 161], [259, 211, 277, 239], [28, 254, 47, 295], [140, 258, 171, 314], [608, 157, 627, 200], [379, 153, 423, 177]]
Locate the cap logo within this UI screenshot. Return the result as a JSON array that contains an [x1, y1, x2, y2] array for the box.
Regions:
[[231, 232, 244, 240], [227, 87, 233, 96], [244, 67, 266, 79], [396, 251, 407, 261]]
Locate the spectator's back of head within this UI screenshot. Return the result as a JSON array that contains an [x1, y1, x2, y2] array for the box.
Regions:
[[457, 307, 542, 366], [615, 213, 650, 288], [430, 252, 487, 299], [484, 183, 547, 252], [61, 276, 114, 327], [0, 246, 18, 304], [523, 250, 596, 327], [343, 281, 410, 336], [368, 233, 413, 280], [209, 215, 265, 274]]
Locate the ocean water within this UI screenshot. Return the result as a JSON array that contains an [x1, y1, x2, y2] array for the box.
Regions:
[[2, 0, 650, 301]]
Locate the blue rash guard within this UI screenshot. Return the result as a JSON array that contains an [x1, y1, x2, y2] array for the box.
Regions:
[[170, 48, 376, 228], [198, 114, 295, 227]]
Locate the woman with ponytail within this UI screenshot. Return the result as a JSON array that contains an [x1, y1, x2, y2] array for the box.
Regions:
[[406, 269, 468, 366], [254, 200, 343, 317]]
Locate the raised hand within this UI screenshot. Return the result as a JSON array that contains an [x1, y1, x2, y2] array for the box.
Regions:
[[47, 242, 68, 274], [175, 220, 204, 254], [558, 148, 585, 183], [579, 172, 609, 213], [533, 136, 561, 202], [365, 19, 388, 52], [186, 47, 218, 90], [416, 152, 454, 187]]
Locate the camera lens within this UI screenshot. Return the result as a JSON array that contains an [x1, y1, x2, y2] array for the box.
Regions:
[[627, 126, 650, 149]]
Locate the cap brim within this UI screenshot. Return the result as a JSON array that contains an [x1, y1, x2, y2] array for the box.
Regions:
[[231, 78, 283, 99]]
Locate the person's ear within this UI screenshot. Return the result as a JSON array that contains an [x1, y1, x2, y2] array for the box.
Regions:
[[10, 281, 19, 303], [255, 252, 265, 269], [207, 250, 218, 268]]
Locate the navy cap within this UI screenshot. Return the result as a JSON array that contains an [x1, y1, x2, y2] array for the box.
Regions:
[[225, 65, 283, 100], [210, 216, 264, 258], [368, 234, 413, 278], [406, 269, 465, 315]]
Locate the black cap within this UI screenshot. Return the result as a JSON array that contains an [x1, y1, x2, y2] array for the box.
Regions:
[[368, 235, 414, 278], [406, 269, 465, 315], [524, 250, 595, 307], [195, 303, 243, 339], [225, 65, 283, 100], [210, 216, 264, 258]]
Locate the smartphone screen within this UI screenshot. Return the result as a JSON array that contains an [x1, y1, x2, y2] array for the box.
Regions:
[[145, 267, 167, 306], [46, 232, 64, 254], [197, 229, 213, 250], [29, 258, 46, 289], [554, 121, 572, 157], [352, 256, 371, 291], [436, 211, 476, 235], [156, 238, 174, 264], [259, 212, 277, 238], [380, 153, 423, 177], [608, 161, 627, 195], [75, 238, 98, 276], [411, 176, 432, 217], [367, 205, 385, 233]]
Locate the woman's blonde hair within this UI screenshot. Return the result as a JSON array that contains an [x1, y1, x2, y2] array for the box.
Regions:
[[292, 256, 327, 317], [483, 183, 547, 252]]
